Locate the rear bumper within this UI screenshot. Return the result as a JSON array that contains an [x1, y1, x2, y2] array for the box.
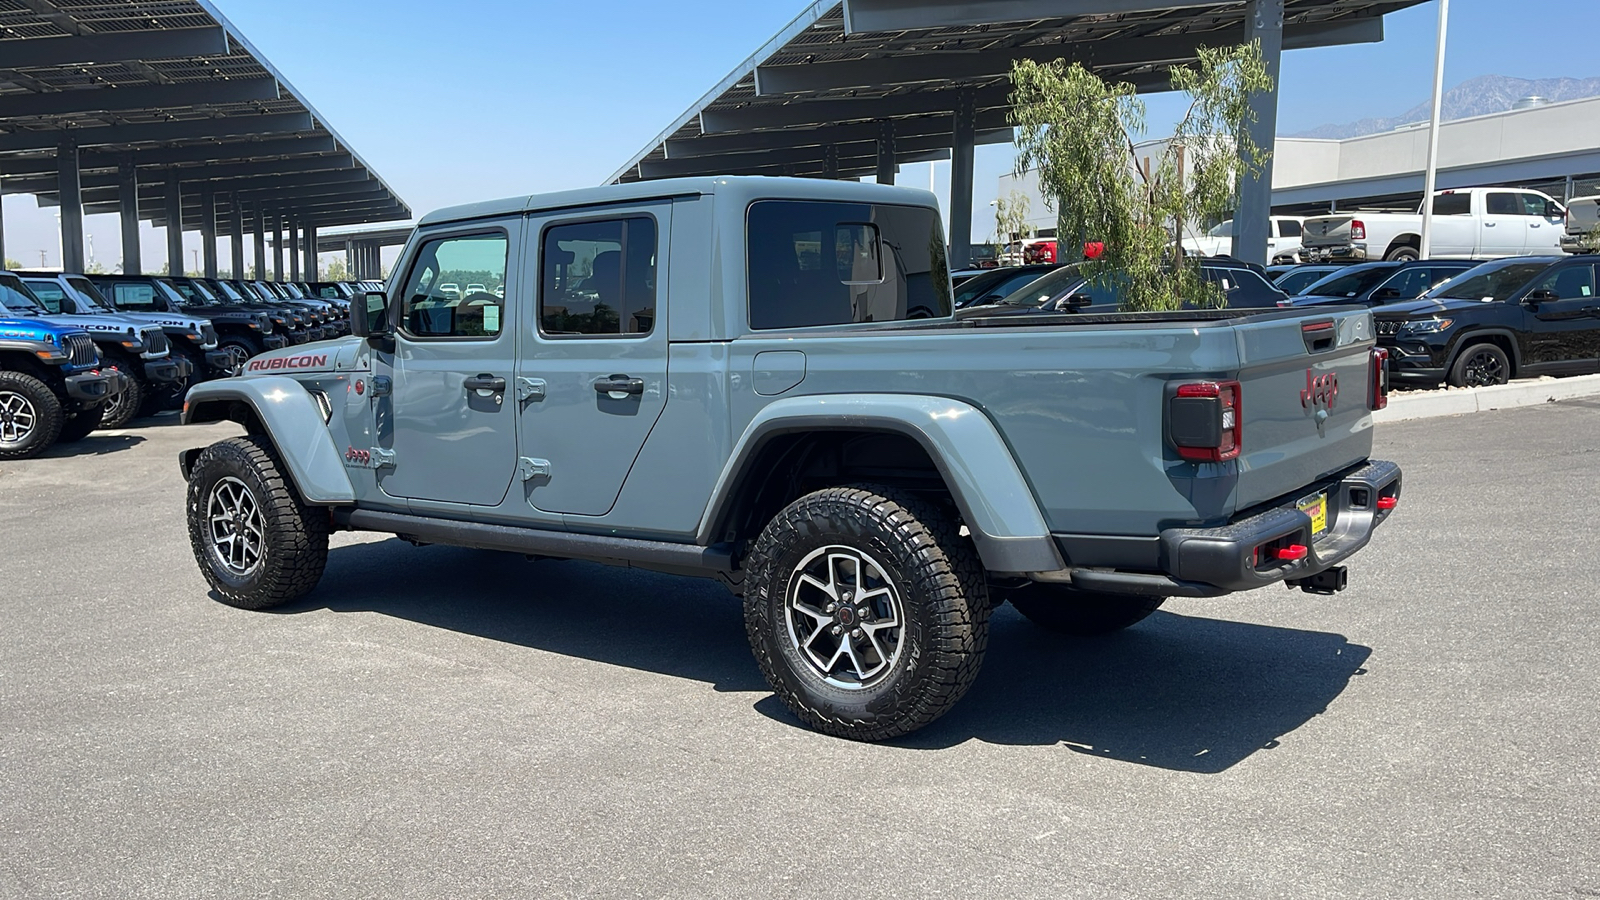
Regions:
[[1032, 459, 1402, 598], [1303, 244, 1369, 263]]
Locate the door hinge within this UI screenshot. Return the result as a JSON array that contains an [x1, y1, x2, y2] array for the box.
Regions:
[[518, 457, 552, 481], [370, 375, 392, 397], [515, 377, 546, 402]]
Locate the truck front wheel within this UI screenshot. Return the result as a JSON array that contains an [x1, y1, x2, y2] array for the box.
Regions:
[[97, 353, 144, 429], [0, 370, 64, 460], [185, 435, 329, 610], [743, 485, 990, 741], [1004, 584, 1165, 636]]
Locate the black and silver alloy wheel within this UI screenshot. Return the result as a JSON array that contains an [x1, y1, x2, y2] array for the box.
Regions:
[[206, 475, 265, 577], [744, 485, 990, 742], [786, 545, 904, 690], [1449, 343, 1510, 388], [0, 389, 38, 446], [219, 343, 252, 376]]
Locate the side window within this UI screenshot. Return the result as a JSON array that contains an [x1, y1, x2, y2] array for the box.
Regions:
[[1520, 194, 1553, 217], [1485, 193, 1521, 216], [398, 233, 508, 339], [113, 282, 158, 311], [540, 217, 657, 336], [747, 199, 952, 329], [1431, 194, 1471, 216], [1378, 269, 1431, 300], [1531, 265, 1595, 300], [1278, 219, 1302, 238], [26, 282, 66, 313]]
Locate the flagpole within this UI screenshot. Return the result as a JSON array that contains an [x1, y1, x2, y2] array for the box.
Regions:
[[1418, 0, 1450, 259]]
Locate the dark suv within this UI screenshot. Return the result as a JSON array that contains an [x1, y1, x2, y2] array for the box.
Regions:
[[1284, 260, 1478, 309], [1375, 256, 1600, 387], [92, 275, 287, 375]]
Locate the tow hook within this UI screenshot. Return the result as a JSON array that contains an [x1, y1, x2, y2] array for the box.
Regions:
[[1289, 565, 1348, 595]]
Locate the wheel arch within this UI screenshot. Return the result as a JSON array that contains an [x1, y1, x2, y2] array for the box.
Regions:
[[180, 375, 355, 504], [1384, 234, 1421, 259], [699, 394, 1063, 574], [1447, 328, 1522, 375]]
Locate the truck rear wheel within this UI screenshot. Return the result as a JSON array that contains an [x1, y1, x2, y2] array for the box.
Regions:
[[1384, 244, 1420, 262], [743, 485, 989, 741], [185, 435, 329, 610], [0, 370, 64, 460], [1004, 584, 1165, 636]]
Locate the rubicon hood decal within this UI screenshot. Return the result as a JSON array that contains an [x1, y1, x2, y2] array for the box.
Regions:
[[245, 351, 331, 373]]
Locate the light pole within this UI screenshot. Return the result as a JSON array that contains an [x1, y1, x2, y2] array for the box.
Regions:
[[190, 249, 199, 275], [1418, 0, 1450, 259]]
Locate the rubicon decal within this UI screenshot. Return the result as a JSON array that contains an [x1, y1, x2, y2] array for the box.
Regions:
[[245, 353, 328, 372], [1300, 370, 1338, 410]]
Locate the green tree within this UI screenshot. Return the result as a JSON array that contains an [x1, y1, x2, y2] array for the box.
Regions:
[[324, 257, 350, 281], [994, 190, 1034, 245], [3, 258, 21, 270], [1009, 42, 1272, 311]]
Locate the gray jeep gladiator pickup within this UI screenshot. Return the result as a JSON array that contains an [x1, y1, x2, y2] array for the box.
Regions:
[[178, 177, 1402, 741]]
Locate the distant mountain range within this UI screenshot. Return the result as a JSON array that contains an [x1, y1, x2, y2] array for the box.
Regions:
[[1286, 75, 1600, 139]]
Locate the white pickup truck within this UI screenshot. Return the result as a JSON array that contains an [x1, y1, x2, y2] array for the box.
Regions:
[[1301, 187, 1566, 263], [1561, 195, 1599, 253]]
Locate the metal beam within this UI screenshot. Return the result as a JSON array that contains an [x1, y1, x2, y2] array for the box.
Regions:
[[841, 0, 1217, 33], [47, 168, 373, 206], [165, 170, 184, 276], [0, 113, 315, 155], [1231, 0, 1284, 266], [1, 27, 227, 69], [200, 183, 217, 278], [638, 128, 1008, 179], [877, 120, 896, 185], [0, 78, 280, 120], [118, 158, 141, 275], [949, 90, 976, 269], [253, 207, 267, 278], [0, 136, 339, 177], [273, 215, 284, 281], [288, 219, 299, 282], [58, 143, 85, 273], [758, 18, 1383, 95], [700, 85, 1014, 134], [5, 157, 364, 196], [665, 107, 1011, 157]]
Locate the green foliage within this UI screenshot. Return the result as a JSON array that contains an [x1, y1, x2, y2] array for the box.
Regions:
[[3, 258, 21, 271], [1010, 42, 1273, 311], [324, 257, 350, 281], [994, 190, 1034, 243]]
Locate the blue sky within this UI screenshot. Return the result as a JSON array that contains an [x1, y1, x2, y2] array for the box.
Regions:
[[5, 0, 1599, 268]]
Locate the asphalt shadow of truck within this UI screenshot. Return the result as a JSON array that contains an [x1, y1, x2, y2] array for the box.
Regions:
[[273, 538, 1370, 774]]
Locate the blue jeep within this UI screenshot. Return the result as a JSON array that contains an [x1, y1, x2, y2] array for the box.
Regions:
[[0, 284, 127, 457]]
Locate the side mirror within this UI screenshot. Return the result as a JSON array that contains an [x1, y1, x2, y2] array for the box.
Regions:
[[1058, 292, 1094, 310], [353, 291, 390, 342]]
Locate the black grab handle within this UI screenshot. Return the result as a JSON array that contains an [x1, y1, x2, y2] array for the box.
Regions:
[[593, 374, 645, 396]]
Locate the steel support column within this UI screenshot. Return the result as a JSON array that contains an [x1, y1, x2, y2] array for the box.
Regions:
[[822, 144, 839, 179], [117, 157, 141, 275], [273, 215, 284, 281], [876, 120, 896, 185], [253, 207, 266, 281], [1231, 0, 1284, 266], [948, 90, 977, 269], [165, 171, 183, 275], [305, 224, 318, 280], [345, 239, 355, 279], [229, 196, 245, 278], [288, 219, 300, 282], [1, 164, 8, 266], [58, 142, 86, 273], [199, 183, 218, 278]]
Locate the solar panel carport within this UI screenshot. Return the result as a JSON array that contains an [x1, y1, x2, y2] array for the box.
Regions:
[[0, 0, 408, 280], [610, 0, 1426, 268]]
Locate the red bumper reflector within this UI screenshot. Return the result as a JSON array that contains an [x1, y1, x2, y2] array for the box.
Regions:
[[1376, 496, 1398, 510], [1276, 544, 1309, 561]]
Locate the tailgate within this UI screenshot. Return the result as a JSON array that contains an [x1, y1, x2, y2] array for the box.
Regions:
[[1301, 215, 1354, 247], [1567, 197, 1600, 236], [1230, 308, 1376, 511]]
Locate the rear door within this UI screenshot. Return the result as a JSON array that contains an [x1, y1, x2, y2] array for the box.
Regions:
[[1518, 262, 1600, 372], [1481, 192, 1528, 256], [516, 202, 672, 518], [1519, 193, 1562, 253], [379, 223, 521, 506], [1429, 193, 1477, 257]]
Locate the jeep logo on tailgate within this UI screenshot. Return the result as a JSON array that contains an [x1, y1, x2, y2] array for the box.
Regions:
[[1300, 370, 1338, 410]]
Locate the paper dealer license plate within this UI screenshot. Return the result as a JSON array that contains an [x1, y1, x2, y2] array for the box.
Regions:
[[1298, 492, 1329, 538]]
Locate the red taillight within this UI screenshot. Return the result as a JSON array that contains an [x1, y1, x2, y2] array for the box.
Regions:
[[1370, 347, 1390, 410], [1169, 380, 1243, 462], [1350, 219, 1367, 241]]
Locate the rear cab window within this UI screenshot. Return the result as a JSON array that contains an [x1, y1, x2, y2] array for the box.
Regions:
[[747, 200, 951, 329]]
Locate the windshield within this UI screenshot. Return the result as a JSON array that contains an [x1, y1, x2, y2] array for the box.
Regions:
[[1431, 262, 1550, 301], [169, 278, 218, 305], [0, 273, 46, 314], [63, 276, 113, 311], [1206, 220, 1234, 238], [953, 266, 1051, 308], [210, 280, 245, 302], [996, 263, 1089, 306], [1301, 265, 1396, 297]]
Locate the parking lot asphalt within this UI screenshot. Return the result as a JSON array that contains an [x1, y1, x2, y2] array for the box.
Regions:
[[2, 403, 1598, 899]]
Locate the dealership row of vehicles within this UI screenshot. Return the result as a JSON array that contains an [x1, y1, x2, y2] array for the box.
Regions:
[[0, 272, 365, 459]]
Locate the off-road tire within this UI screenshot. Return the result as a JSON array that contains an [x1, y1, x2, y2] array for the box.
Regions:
[[0, 370, 64, 460], [743, 485, 990, 741], [97, 354, 144, 429], [53, 410, 102, 444], [1004, 584, 1165, 636], [186, 435, 329, 610], [1447, 342, 1511, 388]]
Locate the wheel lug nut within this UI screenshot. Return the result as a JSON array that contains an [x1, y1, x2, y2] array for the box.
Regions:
[[825, 603, 836, 613], [851, 628, 862, 638], [831, 625, 842, 636]]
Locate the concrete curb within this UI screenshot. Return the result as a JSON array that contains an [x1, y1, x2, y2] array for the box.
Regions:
[[1374, 374, 1600, 423]]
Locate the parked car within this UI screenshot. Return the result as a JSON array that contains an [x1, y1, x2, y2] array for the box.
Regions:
[[1183, 216, 1305, 263], [1374, 255, 1600, 387], [1561, 195, 1599, 254], [952, 263, 1061, 308], [1282, 260, 1478, 309], [1302, 188, 1566, 263], [176, 176, 1398, 742], [1272, 264, 1342, 296], [965, 259, 1288, 314], [0, 288, 125, 456], [93, 275, 286, 375], [5, 272, 183, 427]]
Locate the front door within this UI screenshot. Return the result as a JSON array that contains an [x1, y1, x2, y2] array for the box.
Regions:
[[379, 224, 521, 506], [1519, 262, 1600, 372], [516, 204, 672, 518]]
